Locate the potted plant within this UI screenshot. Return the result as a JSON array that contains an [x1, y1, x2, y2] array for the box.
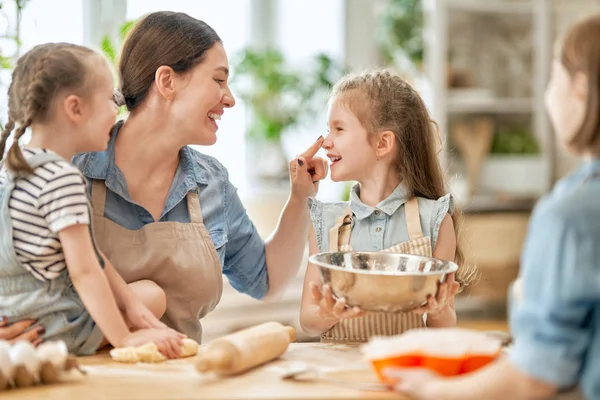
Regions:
[[375, 0, 424, 75], [231, 48, 343, 180], [479, 124, 546, 197], [100, 19, 135, 67]]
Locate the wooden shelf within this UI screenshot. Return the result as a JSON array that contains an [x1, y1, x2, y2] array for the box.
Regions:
[[448, 97, 533, 114], [426, 0, 553, 193], [447, 0, 533, 14], [458, 194, 538, 214]]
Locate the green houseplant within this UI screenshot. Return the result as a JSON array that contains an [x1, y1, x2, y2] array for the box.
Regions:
[[231, 48, 344, 179], [479, 124, 544, 197], [232, 48, 343, 142], [100, 19, 136, 67], [490, 125, 540, 155], [375, 0, 424, 71], [99, 19, 136, 117]]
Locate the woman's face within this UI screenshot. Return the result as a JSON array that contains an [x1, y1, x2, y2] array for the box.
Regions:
[[170, 42, 236, 146]]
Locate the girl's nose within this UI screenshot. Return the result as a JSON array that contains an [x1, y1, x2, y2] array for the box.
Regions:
[[322, 133, 334, 149]]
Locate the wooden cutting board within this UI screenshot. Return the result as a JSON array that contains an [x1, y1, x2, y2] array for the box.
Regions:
[[0, 343, 407, 400]]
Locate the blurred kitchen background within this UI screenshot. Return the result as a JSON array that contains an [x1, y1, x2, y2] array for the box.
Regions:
[[1, 0, 597, 341]]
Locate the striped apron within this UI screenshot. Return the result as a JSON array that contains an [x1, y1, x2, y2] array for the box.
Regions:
[[321, 197, 431, 343]]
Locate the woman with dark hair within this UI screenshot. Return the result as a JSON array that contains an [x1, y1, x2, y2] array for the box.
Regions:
[[1, 11, 326, 344]]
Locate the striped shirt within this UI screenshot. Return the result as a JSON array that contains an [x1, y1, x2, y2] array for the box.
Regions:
[[0, 147, 90, 281]]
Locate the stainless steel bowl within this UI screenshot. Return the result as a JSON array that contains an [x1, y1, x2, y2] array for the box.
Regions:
[[309, 251, 458, 313]]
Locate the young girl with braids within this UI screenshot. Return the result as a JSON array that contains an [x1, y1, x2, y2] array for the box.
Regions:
[[300, 69, 476, 342], [0, 42, 184, 357]]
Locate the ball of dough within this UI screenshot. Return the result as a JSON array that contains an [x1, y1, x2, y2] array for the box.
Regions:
[[110, 338, 199, 363], [180, 338, 199, 358]]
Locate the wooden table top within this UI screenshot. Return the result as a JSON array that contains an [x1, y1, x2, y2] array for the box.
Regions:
[[0, 321, 510, 399], [0, 343, 406, 400]]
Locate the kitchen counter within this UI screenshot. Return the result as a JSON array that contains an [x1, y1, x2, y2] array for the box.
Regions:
[[0, 343, 406, 400]]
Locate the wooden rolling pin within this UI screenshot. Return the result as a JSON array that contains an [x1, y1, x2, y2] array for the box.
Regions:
[[195, 322, 296, 376]]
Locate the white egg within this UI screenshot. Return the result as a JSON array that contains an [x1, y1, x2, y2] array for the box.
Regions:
[[36, 341, 68, 369], [9, 341, 40, 377], [0, 340, 13, 379]]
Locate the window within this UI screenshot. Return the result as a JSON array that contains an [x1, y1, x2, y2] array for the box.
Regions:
[[275, 0, 346, 201]]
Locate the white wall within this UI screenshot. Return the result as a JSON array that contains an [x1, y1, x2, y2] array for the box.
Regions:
[[274, 0, 347, 202], [0, 0, 83, 147]]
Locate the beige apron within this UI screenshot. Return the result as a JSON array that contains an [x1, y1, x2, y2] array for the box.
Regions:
[[90, 180, 223, 343], [321, 197, 430, 343]]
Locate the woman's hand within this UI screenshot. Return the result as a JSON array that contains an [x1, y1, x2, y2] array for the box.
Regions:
[[0, 317, 44, 346], [290, 136, 327, 201], [412, 273, 460, 318], [309, 282, 364, 321], [383, 367, 443, 400]]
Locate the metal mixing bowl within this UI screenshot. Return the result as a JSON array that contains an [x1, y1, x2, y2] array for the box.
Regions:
[[308, 252, 459, 313]]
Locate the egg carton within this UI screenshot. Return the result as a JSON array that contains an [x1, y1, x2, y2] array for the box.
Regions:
[[0, 340, 85, 391]]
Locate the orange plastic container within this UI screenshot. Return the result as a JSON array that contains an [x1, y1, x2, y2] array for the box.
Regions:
[[421, 355, 463, 376], [460, 353, 499, 374], [362, 328, 502, 383], [371, 354, 422, 383]]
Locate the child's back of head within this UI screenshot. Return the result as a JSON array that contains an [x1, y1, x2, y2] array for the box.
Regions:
[[0, 42, 107, 174]]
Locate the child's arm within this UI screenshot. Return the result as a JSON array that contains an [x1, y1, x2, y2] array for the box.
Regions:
[[100, 253, 171, 331], [61, 226, 182, 356], [100, 253, 135, 311], [59, 224, 130, 347], [299, 224, 361, 336], [423, 214, 459, 328]]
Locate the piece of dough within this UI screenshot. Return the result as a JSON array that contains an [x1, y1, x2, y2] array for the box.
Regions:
[[110, 338, 199, 363], [180, 338, 199, 358]]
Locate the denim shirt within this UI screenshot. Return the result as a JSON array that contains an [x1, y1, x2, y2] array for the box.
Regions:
[[71, 122, 268, 299], [309, 183, 454, 252], [509, 158, 600, 399]]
